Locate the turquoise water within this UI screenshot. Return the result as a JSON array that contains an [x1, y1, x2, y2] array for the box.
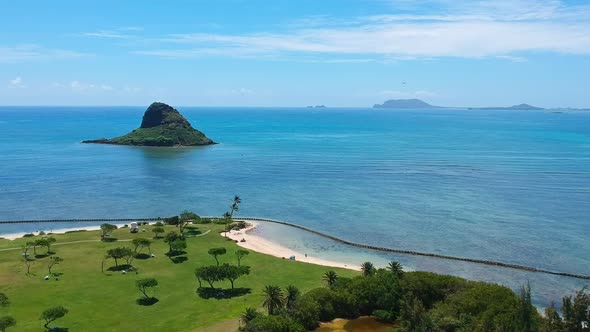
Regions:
[[1, 106, 589, 306]]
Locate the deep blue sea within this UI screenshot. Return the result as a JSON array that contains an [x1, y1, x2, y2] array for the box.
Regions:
[[1, 106, 589, 306]]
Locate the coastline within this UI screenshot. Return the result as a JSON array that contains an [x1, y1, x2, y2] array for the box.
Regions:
[[0, 223, 128, 241], [223, 220, 360, 271]]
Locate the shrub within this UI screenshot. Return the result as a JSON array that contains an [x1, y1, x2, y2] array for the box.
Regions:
[[22, 233, 34, 238], [373, 309, 394, 323], [243, 315, 305, 332]]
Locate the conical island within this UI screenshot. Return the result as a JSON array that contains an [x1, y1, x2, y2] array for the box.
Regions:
[[82, 102, 216, 146]]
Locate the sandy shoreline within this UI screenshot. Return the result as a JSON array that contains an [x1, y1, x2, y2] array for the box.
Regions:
[[0, 223, 128, 241], [223, 220, 360, 271], [2, 220, 360, 271]]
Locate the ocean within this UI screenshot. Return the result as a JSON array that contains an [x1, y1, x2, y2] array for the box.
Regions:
[[1, 106, 589, 306]]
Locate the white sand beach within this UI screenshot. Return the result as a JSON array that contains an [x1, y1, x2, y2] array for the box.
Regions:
[[0, 223, 129, 241], [223, 220, 360, 271]]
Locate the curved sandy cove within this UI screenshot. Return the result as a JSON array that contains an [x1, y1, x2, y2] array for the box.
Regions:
[[223, 220, 360, 271]]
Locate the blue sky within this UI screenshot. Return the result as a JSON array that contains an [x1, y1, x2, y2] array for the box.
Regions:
[[1, 0, 589, 107]]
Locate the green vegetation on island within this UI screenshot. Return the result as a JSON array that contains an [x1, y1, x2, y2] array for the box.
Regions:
[[373, 99, 439, 109], [82, 102, 216, 147]]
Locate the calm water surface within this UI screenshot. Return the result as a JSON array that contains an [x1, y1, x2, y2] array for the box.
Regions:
[[1, 106, 589, 306]]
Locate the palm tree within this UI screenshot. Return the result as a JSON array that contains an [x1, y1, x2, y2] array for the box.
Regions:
[[323, 270, 338, 289], [240, 307, 258, 326], [361, 261, 375, 277], [388, 261, 404, 278], [262, 285, 284, 315], [285, 285, 300, 310], [230, 195, 241, 218], [222, 211, 231, 238]]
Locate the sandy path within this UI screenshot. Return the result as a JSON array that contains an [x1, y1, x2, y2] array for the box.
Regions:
[[223, 220, 359, 271]]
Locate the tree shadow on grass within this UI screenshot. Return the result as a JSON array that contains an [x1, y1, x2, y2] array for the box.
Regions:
[[197, 287, 251, 300], [101, 237, 118, 243], [166, 250, 186, 257], [136, 297, 159, 306], [134, 253, 151, 260], [107, 264, 134, 272], [47, 327, 69, 331], [185, 226, 202, 237], [169, 256, 188, 264], [35, 253, 50, 259]]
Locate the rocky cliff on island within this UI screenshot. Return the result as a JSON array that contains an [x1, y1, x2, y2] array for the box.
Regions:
[[82, 102, 216, 147]]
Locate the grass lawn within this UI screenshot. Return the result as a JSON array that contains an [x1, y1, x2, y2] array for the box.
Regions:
[[0, 223, 357, 331]]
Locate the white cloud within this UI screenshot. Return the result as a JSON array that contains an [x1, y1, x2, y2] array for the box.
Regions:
[[81, 27, 144, 39], [82, 31, 129, 39], [135, 0, 590, 60], [9, 77, 24, 88], [0, 45, 88, 63]]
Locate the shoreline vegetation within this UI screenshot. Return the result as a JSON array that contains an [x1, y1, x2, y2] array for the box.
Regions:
[[1, 206, 589, 331], [2, 217, 589, 281]]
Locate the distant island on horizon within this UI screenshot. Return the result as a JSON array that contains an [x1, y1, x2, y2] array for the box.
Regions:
[[82, 102, 216, 147], [371, 99, 571, 110]]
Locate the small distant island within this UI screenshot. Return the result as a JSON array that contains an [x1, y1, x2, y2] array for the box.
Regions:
[[373, 99, 554, 110], [373, 99, 439, 109], [468, 103, 544, 110], [83, 102, 216, 147]]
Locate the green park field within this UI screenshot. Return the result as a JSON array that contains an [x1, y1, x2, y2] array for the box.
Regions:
[[0, 223, 356, 331]]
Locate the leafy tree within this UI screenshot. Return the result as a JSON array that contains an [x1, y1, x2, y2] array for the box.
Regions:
[[45, 237, 56, 253], [323, 271, 338, 289], [285, 285, 300, 310], [47, 256, 63, 275], [132, 238, 152, 255], [40, 306, 68, 330], [561, 287, 590, 332], [164, 215, 180, 225], [136, 278, 158, 300], [518, 282, 538, 332], [360, 261, 375, 277], [236, 249, 249, 267], [168, 239, 187, 254], [221, 264, 250, 289], [152, 226, 165, 239], [388, 261, 404, 278], [263, 285, 285, 315], [99, 223, 117, 240], [21, 242, 32, 256], [0, 316, 16, 332], [0, 293, 8, 307], [163, 231, 181, 252], [179, 210, 199, 237], [541, 302, 564, 332], [400, 296, 432, 332], [26, 241, 37, 255], [240, 307, 259, 326], [195, 266, 224, 289], [208, 247, 227, 266], [106, 247, 133, 267], [291, 295, 321, 330], [22, 256, 33, 275], [34, 239, 49, 254]]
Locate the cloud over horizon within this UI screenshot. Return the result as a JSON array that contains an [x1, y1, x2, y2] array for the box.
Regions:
[[134, 0, 590, 60]]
